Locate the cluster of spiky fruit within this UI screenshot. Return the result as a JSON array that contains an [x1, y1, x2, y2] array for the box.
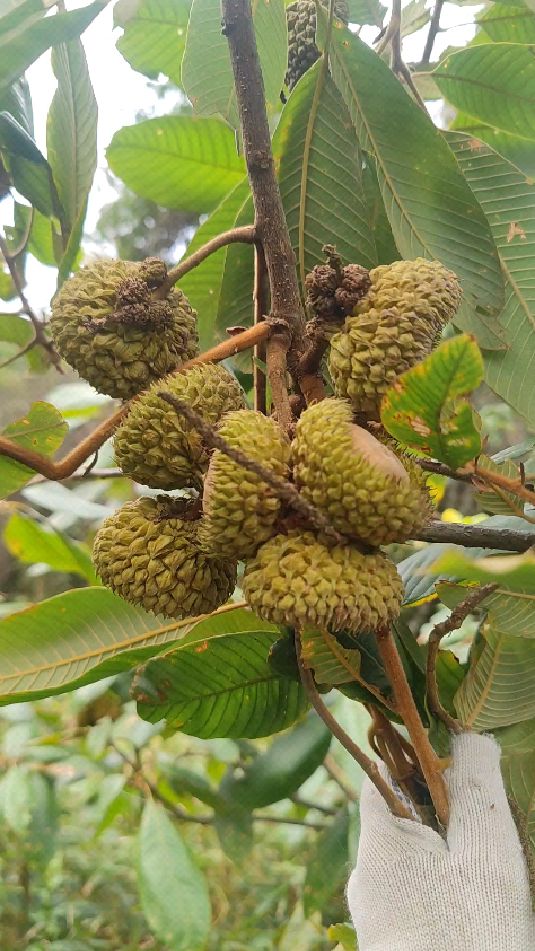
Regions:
[[285, 0, 349, 91], [55, 255, 458, 656], [306, 256, 462, 419]]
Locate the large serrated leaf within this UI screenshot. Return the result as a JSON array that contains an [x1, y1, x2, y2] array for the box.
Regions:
[[277, 64, 378, 287], [138, 801, 211, 951], [134, 631, 308, 738], [182, 0, 287, 131], [381, 334, 484, 467], [220, 712, 331, 809], [447, 132, 535, 429], [0, 401, 68, 499], [322, 15, 505, 344], [46, 38, 97, 274], [435, 44, 535, 141], [0, 1, 106, 91], [115, 0, 191, 85], [0, 587, 202, 703], [106, 114, 245, 213]]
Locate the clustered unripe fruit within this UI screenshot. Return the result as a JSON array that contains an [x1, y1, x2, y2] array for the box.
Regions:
[[53, 254, 458, 669], [51, 258, 198, 399], [328, 257, 462, 419], [286, 0, 349, 92]]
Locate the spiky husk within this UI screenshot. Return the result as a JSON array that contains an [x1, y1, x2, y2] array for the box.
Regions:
[[114, 363, 246, 490], [200, 410, 291, 560], [243, 529, 403, 634], [359, 258, 462, 331], [92, 496, 237, 619], [286, 0, 349, 91], [292, 398, 432, 545], [328, 259, 462, 418], [50, 259, 199, 399]]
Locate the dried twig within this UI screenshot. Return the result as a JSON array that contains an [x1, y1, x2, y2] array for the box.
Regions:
[[295, 629, 413, 820], [421, 0, 444, 65], [0, 232, 63, 371], [375, 625, 449, 827], [426, 583, 497, 733], [417, 455, 535, 509]]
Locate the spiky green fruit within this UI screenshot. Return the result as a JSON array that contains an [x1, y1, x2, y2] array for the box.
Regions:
[[114, 363, 246, 490], [200, 410, 290, 560], [50, 258, 199, 399], [328, 258, 461, 418], [93, 496, 237, 619], [243, 530, 403, 634], [286, 0, 349, 91], [292, 398, 431, 546]]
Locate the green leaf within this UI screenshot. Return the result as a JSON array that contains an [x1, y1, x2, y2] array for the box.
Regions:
[[0, 313, 34, 350], [495, 717, 535, 755], [431, 548, 535, 595], [304, 809, 350, 916], [46, 38, 97, 252], [501, 747, 535, 855], [277, 65, 378, 287], [0, 401, 68, 499], [300, 627, 363, 686], [447, 132, 535, 430], [28, 209, 58, 266], [182, 0, 287, 131], [0, 1, 106, 91], [3, 513, 98, 584], [381, 334, 484, 467], [0, 76, 34, 136], [0, 0, 51, 36], [322, 16, 506, 343], [327, 923, 358, 951], [221, 712, 331, 809], [434, 44, 535, 142], [401, 0, 430, 37], [134, 631, 308, 738], [0, 110, 46, 163], [0, 587, 202, 704], [178, 178, 250, 348], [106, 114, 245, 213], [451, 112, 535, 177], [27, 773, 58, 865], [347, 0, 385, 27], [138, 800, 211, 951], [478, 4, 535, 43], [115, 0, 191, 85]]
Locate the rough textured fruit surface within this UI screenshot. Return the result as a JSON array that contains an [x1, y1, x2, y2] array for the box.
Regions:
[[329, 259, 462, 418], [201, 410, 290, 560], [243, 530, 403, 634], [306, 262, 370, 323], [50, 259, 199, 399], [286, 0, 349, 91], [93, 496, 237, 619], [114, 363, 246, 490], [292, 398, 432, 545]]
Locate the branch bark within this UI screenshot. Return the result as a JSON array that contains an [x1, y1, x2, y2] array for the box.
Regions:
[[155, 225, 257, 298], [414, 518, 535, 552], [375, 625, 450, 827], [222, 0, 304, 431]]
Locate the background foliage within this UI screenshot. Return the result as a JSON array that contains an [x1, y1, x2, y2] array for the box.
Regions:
[[1, 0, 535, 947]]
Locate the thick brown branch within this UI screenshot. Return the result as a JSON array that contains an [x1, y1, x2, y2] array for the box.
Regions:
[[426, 583, 497, 734], [253, 243, 268, 414], [414, 518, 535, 552], [421, 0, 444, 65], [222, 0, 305, 426], [375, 625, 449, 827], [295, 630, 413, 821], [155, 226, 257, 298]]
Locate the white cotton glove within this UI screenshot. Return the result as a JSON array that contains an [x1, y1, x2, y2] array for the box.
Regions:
[[347, 733, 535, 951]]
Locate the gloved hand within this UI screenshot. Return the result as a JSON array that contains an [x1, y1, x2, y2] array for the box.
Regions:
[[347, 733, 535, 951]]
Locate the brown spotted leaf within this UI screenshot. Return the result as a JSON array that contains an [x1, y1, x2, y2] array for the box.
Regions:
[[380, 334, 483, 468]]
